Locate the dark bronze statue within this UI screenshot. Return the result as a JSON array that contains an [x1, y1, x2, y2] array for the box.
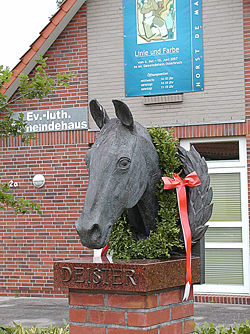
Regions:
[[75, 99, 212, 250]]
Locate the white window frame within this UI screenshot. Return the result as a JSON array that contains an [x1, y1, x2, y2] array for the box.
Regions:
[[180, 137, 249, 295]]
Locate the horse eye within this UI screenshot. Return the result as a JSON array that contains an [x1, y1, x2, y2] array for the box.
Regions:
[[117, 157, 131, 169]]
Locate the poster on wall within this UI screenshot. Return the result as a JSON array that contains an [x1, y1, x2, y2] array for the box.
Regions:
[[123, 0, 203, 97]]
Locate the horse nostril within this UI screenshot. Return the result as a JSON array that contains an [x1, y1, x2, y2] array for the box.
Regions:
[[90, 224, 101, 242]]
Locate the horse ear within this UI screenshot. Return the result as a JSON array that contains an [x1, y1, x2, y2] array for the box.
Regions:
[[112, 100, 134, 128], [89, 99, 110, 129]]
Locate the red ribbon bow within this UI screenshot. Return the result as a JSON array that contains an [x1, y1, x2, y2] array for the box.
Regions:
[[162, 172, 201, 301]]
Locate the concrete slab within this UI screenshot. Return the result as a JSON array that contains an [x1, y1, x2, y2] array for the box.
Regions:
[[0, 297, 68, 327], [0, 297, 249, 328], [194, 302, 250, 327]]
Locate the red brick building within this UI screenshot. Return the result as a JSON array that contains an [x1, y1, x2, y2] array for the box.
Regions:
[[0, 0, 249, 303]]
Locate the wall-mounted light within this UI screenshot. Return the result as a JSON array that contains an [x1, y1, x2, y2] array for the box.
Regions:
[[33, 174, 45, 188]]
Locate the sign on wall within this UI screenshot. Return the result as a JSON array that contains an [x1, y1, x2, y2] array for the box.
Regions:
[[123, 0, 203, 97], [15, 107, 88, 133]]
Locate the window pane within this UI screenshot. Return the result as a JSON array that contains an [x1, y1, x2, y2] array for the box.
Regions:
[[205, 249, 243, 284], [209, 173, 241, 222], [192, 141, 239, 160], [205, 227, 242, 243]]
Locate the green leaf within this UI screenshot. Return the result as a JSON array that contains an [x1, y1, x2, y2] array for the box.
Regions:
[[0, 56, 74, 141], [108, 128, 183, 259], [0, 183, 41, 215], [0, 65, 12, 89], [194, 320, 250, 334], [0, 55, 74, 215]]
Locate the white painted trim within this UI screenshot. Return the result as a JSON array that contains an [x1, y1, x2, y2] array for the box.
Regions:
[[181, 136, 249, 295], [159, 120, 246, 128], [182, 136, 245, 144], [208, 166, 244, 173], [194, 284, 248, 294], [88, 121, 246, 133], [93, 249, 113, 263], [94, 249, 102, 257], [240, 160, 250, 294], [205, 243, 243, 249], [208, 162, 245, 169], [181, 136, 246, 168], [208, 222, 243, 228]]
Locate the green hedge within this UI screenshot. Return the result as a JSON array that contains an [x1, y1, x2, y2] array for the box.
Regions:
[[108, 127, 183, 259], [0, 323, 69, 334], [194, 320, 250, 334], [1, 320, 249, 334]]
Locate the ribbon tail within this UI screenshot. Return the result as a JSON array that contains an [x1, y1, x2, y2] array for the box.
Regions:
[[183, 281, 191, 302], [176, 186, 192, 302], [107, 252, 113, 264], [162, 172, 199, 302], [101, 244, 109, 257]]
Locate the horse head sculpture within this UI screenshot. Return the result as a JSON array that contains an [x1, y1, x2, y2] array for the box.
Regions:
[[76, 99, 213, 251], [75, 99, 162, 249]]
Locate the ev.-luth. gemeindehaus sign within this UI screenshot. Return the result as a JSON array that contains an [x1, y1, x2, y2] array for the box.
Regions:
[[15, 107, 88, 133], [123, 0, 203, 96]]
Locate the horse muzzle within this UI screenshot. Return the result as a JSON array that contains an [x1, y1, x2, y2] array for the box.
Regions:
[[75, 218, 112, 249]]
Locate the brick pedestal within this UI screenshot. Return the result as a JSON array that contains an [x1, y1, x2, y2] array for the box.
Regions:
[[54, 257, 200, 334]]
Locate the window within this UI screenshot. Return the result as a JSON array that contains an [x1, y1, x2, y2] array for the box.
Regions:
[[192, 141, 239, 161], [181, 137, 249, 294]]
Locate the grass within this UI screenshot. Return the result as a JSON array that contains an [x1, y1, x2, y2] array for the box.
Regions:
[[0, 322, 69, 334], [0, 320, 249, 334]]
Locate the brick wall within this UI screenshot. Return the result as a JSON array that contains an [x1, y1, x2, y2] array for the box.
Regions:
[[0, 121, 245, 298], [0, 4, 90, 297], [0, 134, 90, 297], [194, 294, 250, 305], [69, 287, 194, 333]]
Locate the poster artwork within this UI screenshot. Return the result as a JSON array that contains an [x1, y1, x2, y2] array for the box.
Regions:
[[137, 0, 176, 44], [123, 0, 204, 97]]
